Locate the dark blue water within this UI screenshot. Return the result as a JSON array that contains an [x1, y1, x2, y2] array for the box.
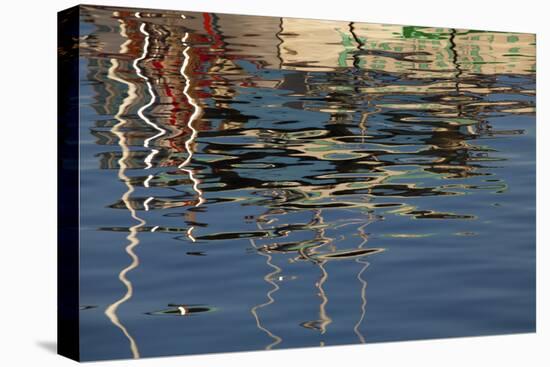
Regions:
[[75, 5, 535, 361]]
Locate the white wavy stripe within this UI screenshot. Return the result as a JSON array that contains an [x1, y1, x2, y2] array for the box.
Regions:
[[105, 52, 142, 359], [133, 22, 166, 168], [179, 31, 205, 208]]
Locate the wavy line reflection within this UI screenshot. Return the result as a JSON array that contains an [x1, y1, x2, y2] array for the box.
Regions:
[[179, 26, 205, 241], [133, 13, 166, 169], [254, 207, 383, 344], [104, 53, 142, 359], [353, 221, 374, 343], [249, 235, 283, 349], [313, 211, 332, 335]]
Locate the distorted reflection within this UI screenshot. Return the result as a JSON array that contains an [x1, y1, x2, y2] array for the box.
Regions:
[[103, 19, 142, 357], [78, 5, 536, 360]]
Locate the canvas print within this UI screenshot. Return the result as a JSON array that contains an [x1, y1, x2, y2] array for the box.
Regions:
[[57, 4, 536, 362]]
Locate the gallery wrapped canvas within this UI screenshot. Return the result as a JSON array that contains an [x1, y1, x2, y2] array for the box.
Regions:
[[58, 4, 536, 362]]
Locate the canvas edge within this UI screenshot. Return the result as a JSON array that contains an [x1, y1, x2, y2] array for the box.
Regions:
[[58, 4, 81, 362]]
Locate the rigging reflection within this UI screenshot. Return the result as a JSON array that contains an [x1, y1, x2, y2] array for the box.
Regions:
[[133, 12, 166, 169], [103, 16, 142, 358], [178, 25, 205, 244]]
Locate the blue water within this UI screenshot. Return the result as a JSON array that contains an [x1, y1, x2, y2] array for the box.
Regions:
[[75, 5, 535, 361]]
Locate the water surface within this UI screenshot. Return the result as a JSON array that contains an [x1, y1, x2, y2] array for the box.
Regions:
[[76, 5, 536, 361]]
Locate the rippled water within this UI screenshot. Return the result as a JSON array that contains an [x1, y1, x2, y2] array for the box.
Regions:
[[75, 5, 535, 361]]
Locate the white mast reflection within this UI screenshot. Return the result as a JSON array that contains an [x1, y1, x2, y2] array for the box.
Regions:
[[178, 22, 206, 241], [103, 16, 142, 358], [134, 12, 166, 169]]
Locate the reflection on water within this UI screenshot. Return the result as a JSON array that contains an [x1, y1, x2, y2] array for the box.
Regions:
[[102, 21, 142, 359], [76, 5, 536, 361]]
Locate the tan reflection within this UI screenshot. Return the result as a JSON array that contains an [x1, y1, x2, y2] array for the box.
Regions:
[[255, 207, 382, 342], [294, 210, 333, 336], [278, 20, 535, 76], [353, 221, 373, 343], [104, 45, 142, 357], [313, 211, 332, 335], [316, 262, 331, 336], [249, 234, 283, 349]]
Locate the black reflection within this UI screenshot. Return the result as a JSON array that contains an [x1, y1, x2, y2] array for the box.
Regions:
[[146, 304, 216, 316]]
